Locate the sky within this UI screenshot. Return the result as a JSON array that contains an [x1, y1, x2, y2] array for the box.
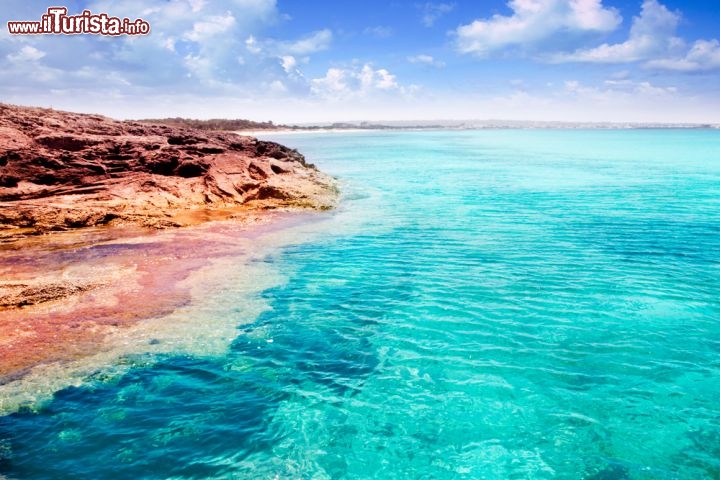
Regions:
[[1, 0, 719, 123]]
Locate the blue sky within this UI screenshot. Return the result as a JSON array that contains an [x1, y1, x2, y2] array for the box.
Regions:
[[1, 0, 719, 123]]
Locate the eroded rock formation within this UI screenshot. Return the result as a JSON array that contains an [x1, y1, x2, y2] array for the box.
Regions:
[[0, 103, 337, 240]]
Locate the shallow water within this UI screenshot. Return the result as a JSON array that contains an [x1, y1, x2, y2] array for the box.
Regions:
[[1, 130, 720, 479]]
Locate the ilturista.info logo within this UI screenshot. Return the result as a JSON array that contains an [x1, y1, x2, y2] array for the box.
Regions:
[[7, 6, 150, 35]]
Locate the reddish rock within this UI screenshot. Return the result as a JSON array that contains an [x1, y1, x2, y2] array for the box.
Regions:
[[0, 103, 338, 240]]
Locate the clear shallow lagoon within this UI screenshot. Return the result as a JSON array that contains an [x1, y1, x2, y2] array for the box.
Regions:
[[1, 129, 719, 479]]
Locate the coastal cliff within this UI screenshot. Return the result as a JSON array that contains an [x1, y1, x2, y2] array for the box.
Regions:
[[0, 103, 337, 240]]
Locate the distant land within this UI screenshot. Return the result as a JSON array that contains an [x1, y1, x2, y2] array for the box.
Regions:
[[140, 117, 720, 132], [138, 117, 280, 132]]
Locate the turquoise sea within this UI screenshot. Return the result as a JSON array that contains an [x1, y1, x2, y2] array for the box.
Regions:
[[1, 129, 719, 479]]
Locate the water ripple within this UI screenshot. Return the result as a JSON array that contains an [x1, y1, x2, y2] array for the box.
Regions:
[[2, 129, 720, 479]]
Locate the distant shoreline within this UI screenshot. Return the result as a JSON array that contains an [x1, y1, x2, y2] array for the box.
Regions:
[[286, 121, 720, 130], [138, 116, 720, 135], [235, 124, 720, 137]]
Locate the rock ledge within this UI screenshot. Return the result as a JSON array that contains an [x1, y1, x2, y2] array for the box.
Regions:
[[0, 103, 337, 240]]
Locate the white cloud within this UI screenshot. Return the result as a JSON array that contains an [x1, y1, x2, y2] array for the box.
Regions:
[[549, 0, 720, 72], [646, 39, 720, 72], [88, 0, 278, 32], [407, 54, 446, 68], [188, 0, 206, 13], [269, 79, 287, 93], [283, 29, 332, 55], [311, 68, 347, 96], [7, 46, 46, 63], [564, 79, 582, 92], [183, 54, 213, 79], [0, 0, 338, 105], [420, 2, 455, 27], [183, 12, 236, 42], [280, 55, 297, 73], [33, 0, 282, 90], [453, 0, 720, 74], [311, 63, 402, 100], [374, 68, 399, 89], [85, 0, 276, 36], [276, 55, 309, 93], [456, 0, 621, 56], [553, 0, 681, 63], [246, 29, 333, 56], [631, 81, 677, 95], [162, 38, 177, 52], [245, 35, 262, 54], [566, 78, 677, 97]]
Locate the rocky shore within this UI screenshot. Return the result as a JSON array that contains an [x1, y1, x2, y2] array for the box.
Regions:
[[0, 104, 338, 383], [0, 103, 337, 241]]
